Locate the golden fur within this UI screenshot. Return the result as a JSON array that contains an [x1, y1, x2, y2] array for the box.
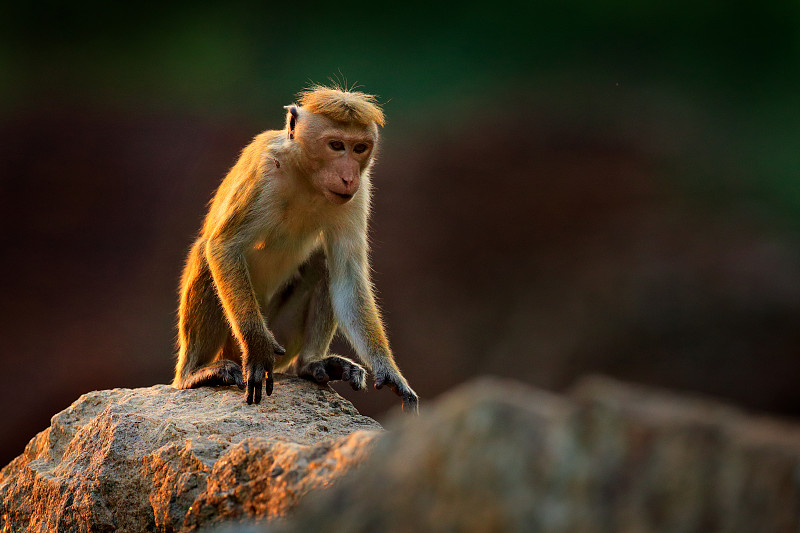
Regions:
[[297, 85, 386, 127]]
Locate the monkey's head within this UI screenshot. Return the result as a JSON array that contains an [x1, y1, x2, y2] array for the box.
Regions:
[[285, 86, 385, 205]]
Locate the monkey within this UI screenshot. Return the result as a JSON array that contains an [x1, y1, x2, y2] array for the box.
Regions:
[[172, 85, 418, 413]]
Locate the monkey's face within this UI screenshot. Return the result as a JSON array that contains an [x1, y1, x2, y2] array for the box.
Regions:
[[291, 112, 377, 205], [314, 131, 374, 205]]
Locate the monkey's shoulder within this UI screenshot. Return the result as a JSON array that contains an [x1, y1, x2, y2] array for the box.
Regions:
[[249, 129, 287, 158]]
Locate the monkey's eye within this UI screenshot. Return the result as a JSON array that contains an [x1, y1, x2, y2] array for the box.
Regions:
[[329, 140, 345, 151], [353, 143, 369, 154]]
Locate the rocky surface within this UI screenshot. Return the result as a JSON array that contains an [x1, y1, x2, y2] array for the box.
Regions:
[[0, 375, 382, 532], [274, 376, 800, 533], [5, 374, 800, 533]]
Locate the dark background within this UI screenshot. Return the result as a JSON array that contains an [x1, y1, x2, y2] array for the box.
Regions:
[[2, 2, 799, 466]]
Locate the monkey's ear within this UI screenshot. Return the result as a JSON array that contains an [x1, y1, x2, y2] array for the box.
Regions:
[[284, 105, 299, 140]]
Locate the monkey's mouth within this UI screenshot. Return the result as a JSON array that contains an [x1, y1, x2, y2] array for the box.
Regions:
[[333, 192, 352, 199], [324, 187, 357, 204]]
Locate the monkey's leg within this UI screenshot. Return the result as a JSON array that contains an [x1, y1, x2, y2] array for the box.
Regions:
[[325, 236, 419, 413], [269, 251, 366, 391], [174, 240, 244, 390]]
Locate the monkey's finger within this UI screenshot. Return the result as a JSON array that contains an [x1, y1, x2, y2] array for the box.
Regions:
[[265, 375, 274, 396], [402, 393, 420, 415], [350, 366, 366, 391], [274, 344, 286, 356], [254, 379, 263, 404], [246, 381, 255, 405], [381, 377, 400, 395]]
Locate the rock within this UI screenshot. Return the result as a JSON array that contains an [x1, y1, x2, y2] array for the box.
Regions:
[[7, 374, 800, 533], [275, 376, 800, 533], [0, 375, 382, 532]]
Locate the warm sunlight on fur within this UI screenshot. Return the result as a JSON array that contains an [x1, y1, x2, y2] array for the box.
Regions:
[[173, 83, 417, 413], [297, 85, 386, 127]]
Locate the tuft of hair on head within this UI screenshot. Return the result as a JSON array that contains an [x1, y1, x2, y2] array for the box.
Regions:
[[297, 84, 386, 127]]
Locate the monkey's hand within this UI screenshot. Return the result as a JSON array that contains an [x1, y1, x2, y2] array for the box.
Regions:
[[243, 341, 286, 405], [375, 370, 419, 415]]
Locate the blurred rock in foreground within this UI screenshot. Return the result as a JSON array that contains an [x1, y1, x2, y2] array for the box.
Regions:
[[0, 375, 381, 532], [273, 376, 800, 533]]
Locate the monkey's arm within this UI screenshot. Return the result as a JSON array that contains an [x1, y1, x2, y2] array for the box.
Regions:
[[204, 189, 285, 404], [325, 230, 419, 413]]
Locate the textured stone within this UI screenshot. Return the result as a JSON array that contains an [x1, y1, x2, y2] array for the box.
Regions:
[[0, 375, 381, 532], [7, 374, 800, 533], [275, 376, 800, 533]]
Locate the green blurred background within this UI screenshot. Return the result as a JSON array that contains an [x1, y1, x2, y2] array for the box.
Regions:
[[1, 1, 799, 465]]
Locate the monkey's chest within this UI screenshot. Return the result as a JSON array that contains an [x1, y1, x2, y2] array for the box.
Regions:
[[245, 229, 322, 304]]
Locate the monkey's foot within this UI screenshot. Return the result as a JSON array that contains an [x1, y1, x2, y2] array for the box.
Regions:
[[179, 360, 245, 390], [375, 369, 419, 415], [298, 356, 367, 391]]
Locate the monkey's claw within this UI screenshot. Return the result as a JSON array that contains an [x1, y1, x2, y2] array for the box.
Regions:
[[375, 371, 419, 415], [299, 356, 367, 391], [244, 359, 273, 405]]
